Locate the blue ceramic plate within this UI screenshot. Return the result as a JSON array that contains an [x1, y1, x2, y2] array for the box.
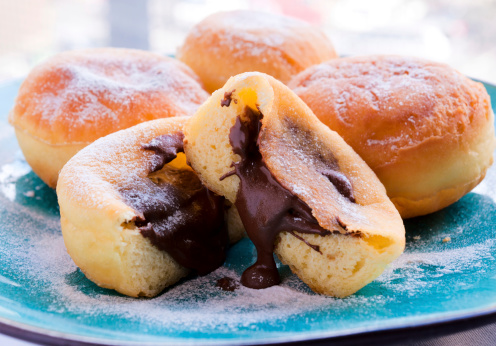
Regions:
[[0, 79, 495, 346]]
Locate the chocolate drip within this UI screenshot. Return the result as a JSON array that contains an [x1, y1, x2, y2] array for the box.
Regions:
[[216, 277, 239, 291], [224, 108, 338, 289], [120, 134, 229, 275]]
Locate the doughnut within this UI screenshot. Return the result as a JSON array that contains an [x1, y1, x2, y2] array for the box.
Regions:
[[177, 10, 338, 93], [289, 55, 496, 218], [184, 72, 405, 297], [57, 117, 244, 297], [9, 48, 209, 188]]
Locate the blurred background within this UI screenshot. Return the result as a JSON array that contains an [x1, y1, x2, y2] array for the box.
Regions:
[[0, 0, 495, 84]]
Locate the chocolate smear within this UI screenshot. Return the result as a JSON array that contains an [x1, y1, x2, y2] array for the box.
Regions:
[[120, 133, 229, 275], [320, 168, 355, 203], [283, 118, 355, 202], [288, 231, 322, 254], [143, 132, 185, 172], [221, 108, 350, 289], [221, 89, 237, 107]]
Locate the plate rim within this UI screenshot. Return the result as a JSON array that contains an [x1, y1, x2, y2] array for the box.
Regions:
[[1, 305, 496, 346]]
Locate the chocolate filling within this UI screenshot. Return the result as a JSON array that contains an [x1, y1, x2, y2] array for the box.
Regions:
[[221, 89, 238, 107], [221, 107, 355, 289], [120, 133, 229, 276]]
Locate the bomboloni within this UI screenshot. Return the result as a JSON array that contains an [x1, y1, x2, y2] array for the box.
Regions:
[[289, 55, 496, 218], [10, 48, 208, 188], [57, 117, 244, 297], [178, 10, 338, 93]]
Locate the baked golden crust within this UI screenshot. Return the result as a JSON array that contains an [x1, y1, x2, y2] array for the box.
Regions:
[[177, 10, 337, 93], [289, 55, 496, 218], [14, 130, 84, 188], [10, 48, 209, 188], [184, 72, 405, 297], [57, 117, 244, 297]]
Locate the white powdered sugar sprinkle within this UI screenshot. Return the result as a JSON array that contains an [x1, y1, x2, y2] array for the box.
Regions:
[[16, 49, 208, 144], [376, 239, 496, 296], [191, 11, 311, 58]]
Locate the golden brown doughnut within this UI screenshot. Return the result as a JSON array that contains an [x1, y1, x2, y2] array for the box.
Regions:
[[177, 10, 338, 93], [10, 48, 209, 188], [57, 117, 244, 297], [289, 55, 496, 218], [184, 72, 405, 297]]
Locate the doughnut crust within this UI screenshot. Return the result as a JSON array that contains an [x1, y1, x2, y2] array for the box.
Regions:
[[184, 72, 405, 297], [57, 117, 244, 297], [177, 10, 337, 93], [10, 48, 209, 188], [289, 55, 496, 218]]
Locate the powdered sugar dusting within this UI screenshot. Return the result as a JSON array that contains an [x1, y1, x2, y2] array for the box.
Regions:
[[262, 115, 379, 231], [13, 49, 208, 144], [293, 57, 439, 135], [7, 204, 495, 332], [0, 167, 383, 331], [190, 11, 310, 58], [290, 56, 484, 167], [11, 222, 372, 330], [376, 239, 496, 296], [2, 159, 496, 340], [59, 118, 181, 210]]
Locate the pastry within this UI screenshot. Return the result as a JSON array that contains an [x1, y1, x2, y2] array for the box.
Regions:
[[57, 117, 243, 297], [10, 48, 209, 188], [184, 72, 405, 297], [177, 10, 337, 93], [289, 55, 496, 218]]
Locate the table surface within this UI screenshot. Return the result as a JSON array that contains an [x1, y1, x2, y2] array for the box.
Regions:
[[0, 334, 31, 346]]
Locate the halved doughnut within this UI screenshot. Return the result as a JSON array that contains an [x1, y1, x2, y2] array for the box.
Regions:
[[57, 117, 243, 297], [184, 72, 405, 297]]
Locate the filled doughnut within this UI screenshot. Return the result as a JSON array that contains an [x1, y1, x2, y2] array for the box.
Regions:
[[184, 72, 405, 297], [289, 55, 496, 218], [177, 10, 338, 93], [10, 48, 209, 188], [57, 117, 244, 297]]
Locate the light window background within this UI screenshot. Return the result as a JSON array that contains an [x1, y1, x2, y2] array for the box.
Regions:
[[0, 0, 495, 84]]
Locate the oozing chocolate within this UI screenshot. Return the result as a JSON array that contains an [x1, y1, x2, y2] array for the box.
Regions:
[[216, 277, 239, 291], [221, 108, 355, 289], [120, 134, 229, 275]]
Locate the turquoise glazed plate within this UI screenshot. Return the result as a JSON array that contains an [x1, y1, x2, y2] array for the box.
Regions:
[[0, 79, 495, 346]]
